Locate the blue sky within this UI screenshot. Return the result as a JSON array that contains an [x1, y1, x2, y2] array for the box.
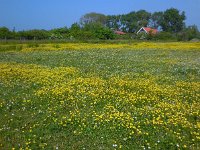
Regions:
[[0, 0, 200, 31]]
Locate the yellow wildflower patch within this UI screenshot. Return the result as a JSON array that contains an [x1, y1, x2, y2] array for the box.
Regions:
[[0, 43, 199, 149]]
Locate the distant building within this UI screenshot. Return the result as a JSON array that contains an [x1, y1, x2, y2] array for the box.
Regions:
[[137, 27, 158, 35], [114, 30, 126, 35]]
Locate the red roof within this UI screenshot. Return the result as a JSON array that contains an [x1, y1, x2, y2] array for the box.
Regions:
[[143, 27, 158, 34], [114, 31, 126, 35]]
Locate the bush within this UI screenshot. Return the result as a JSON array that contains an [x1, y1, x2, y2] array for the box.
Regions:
[[177, 25, 200, 41], [0, 27, 13, 40], [114, 33, 132, 40], [17, 30, 49, 40], [70, 30, 96, 40], [95, 27, 115, 40], [153, 32, 177, 41]]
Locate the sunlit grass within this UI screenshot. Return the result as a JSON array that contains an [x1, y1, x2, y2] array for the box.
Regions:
[[0, 42, 200, 149]]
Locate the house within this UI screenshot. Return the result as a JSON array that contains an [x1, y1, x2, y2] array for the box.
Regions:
[[114, 30, 126, 35], [137, 27, 158, 35]]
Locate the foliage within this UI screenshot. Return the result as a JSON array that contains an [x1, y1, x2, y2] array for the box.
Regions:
[[49, 27, 69, 39], [72, 30, 96, 40], [80, 12, 107, 26], [177, 25, 200, 41], [114, 33, 132, 40], [81, 22, 115, 40], [18, 29, 49, 40], [93, 26, 115, 40], [106, 10, 151, 32], [106, 15, 121, 30], [153, 32, 177, 41], [0, 8, 199, 41], [50, 27, 69, 35], [135, 10, 151, 28], [69, 23, 104, 40], [149, 11, 163, 29], [161, 8, 186, 33], [0, 27, 12, 39]]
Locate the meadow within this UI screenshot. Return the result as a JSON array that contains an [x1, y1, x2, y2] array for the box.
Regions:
[[0, 42, 200, 149]]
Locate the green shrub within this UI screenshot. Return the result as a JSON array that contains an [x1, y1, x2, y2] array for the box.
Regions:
[[154, 32, 177, 41]]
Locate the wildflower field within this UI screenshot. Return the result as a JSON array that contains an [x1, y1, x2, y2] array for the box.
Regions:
[[0, 42, 200, 149]]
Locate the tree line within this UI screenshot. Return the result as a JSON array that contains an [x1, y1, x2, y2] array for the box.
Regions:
[[0, 8, 199, 41]]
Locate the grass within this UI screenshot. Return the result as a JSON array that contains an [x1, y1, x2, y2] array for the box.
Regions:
[[0, 42, 200, 149]]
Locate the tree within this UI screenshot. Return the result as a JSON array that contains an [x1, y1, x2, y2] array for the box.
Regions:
[[94, 26, 115, 40], [136, 10, 151, 28], [105, 10, 151, 33], [106, 15, 121, 30], [50, 27, 69, 34], [83, 22, 114, 40], [83, 22, 102, 32], [50, 27, 69, 39], [121, 12, 138, 32], [69, 23, 95, 40], [80, 12, 107, 27], [69, 23, 81, 38], [149, 11, 163, 29], [0, 27, 11, 39], [161, 8, 186, 33], [70, 23, 81, 31], [185, 25, 199, 40], [17, 30, 49, 40]]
